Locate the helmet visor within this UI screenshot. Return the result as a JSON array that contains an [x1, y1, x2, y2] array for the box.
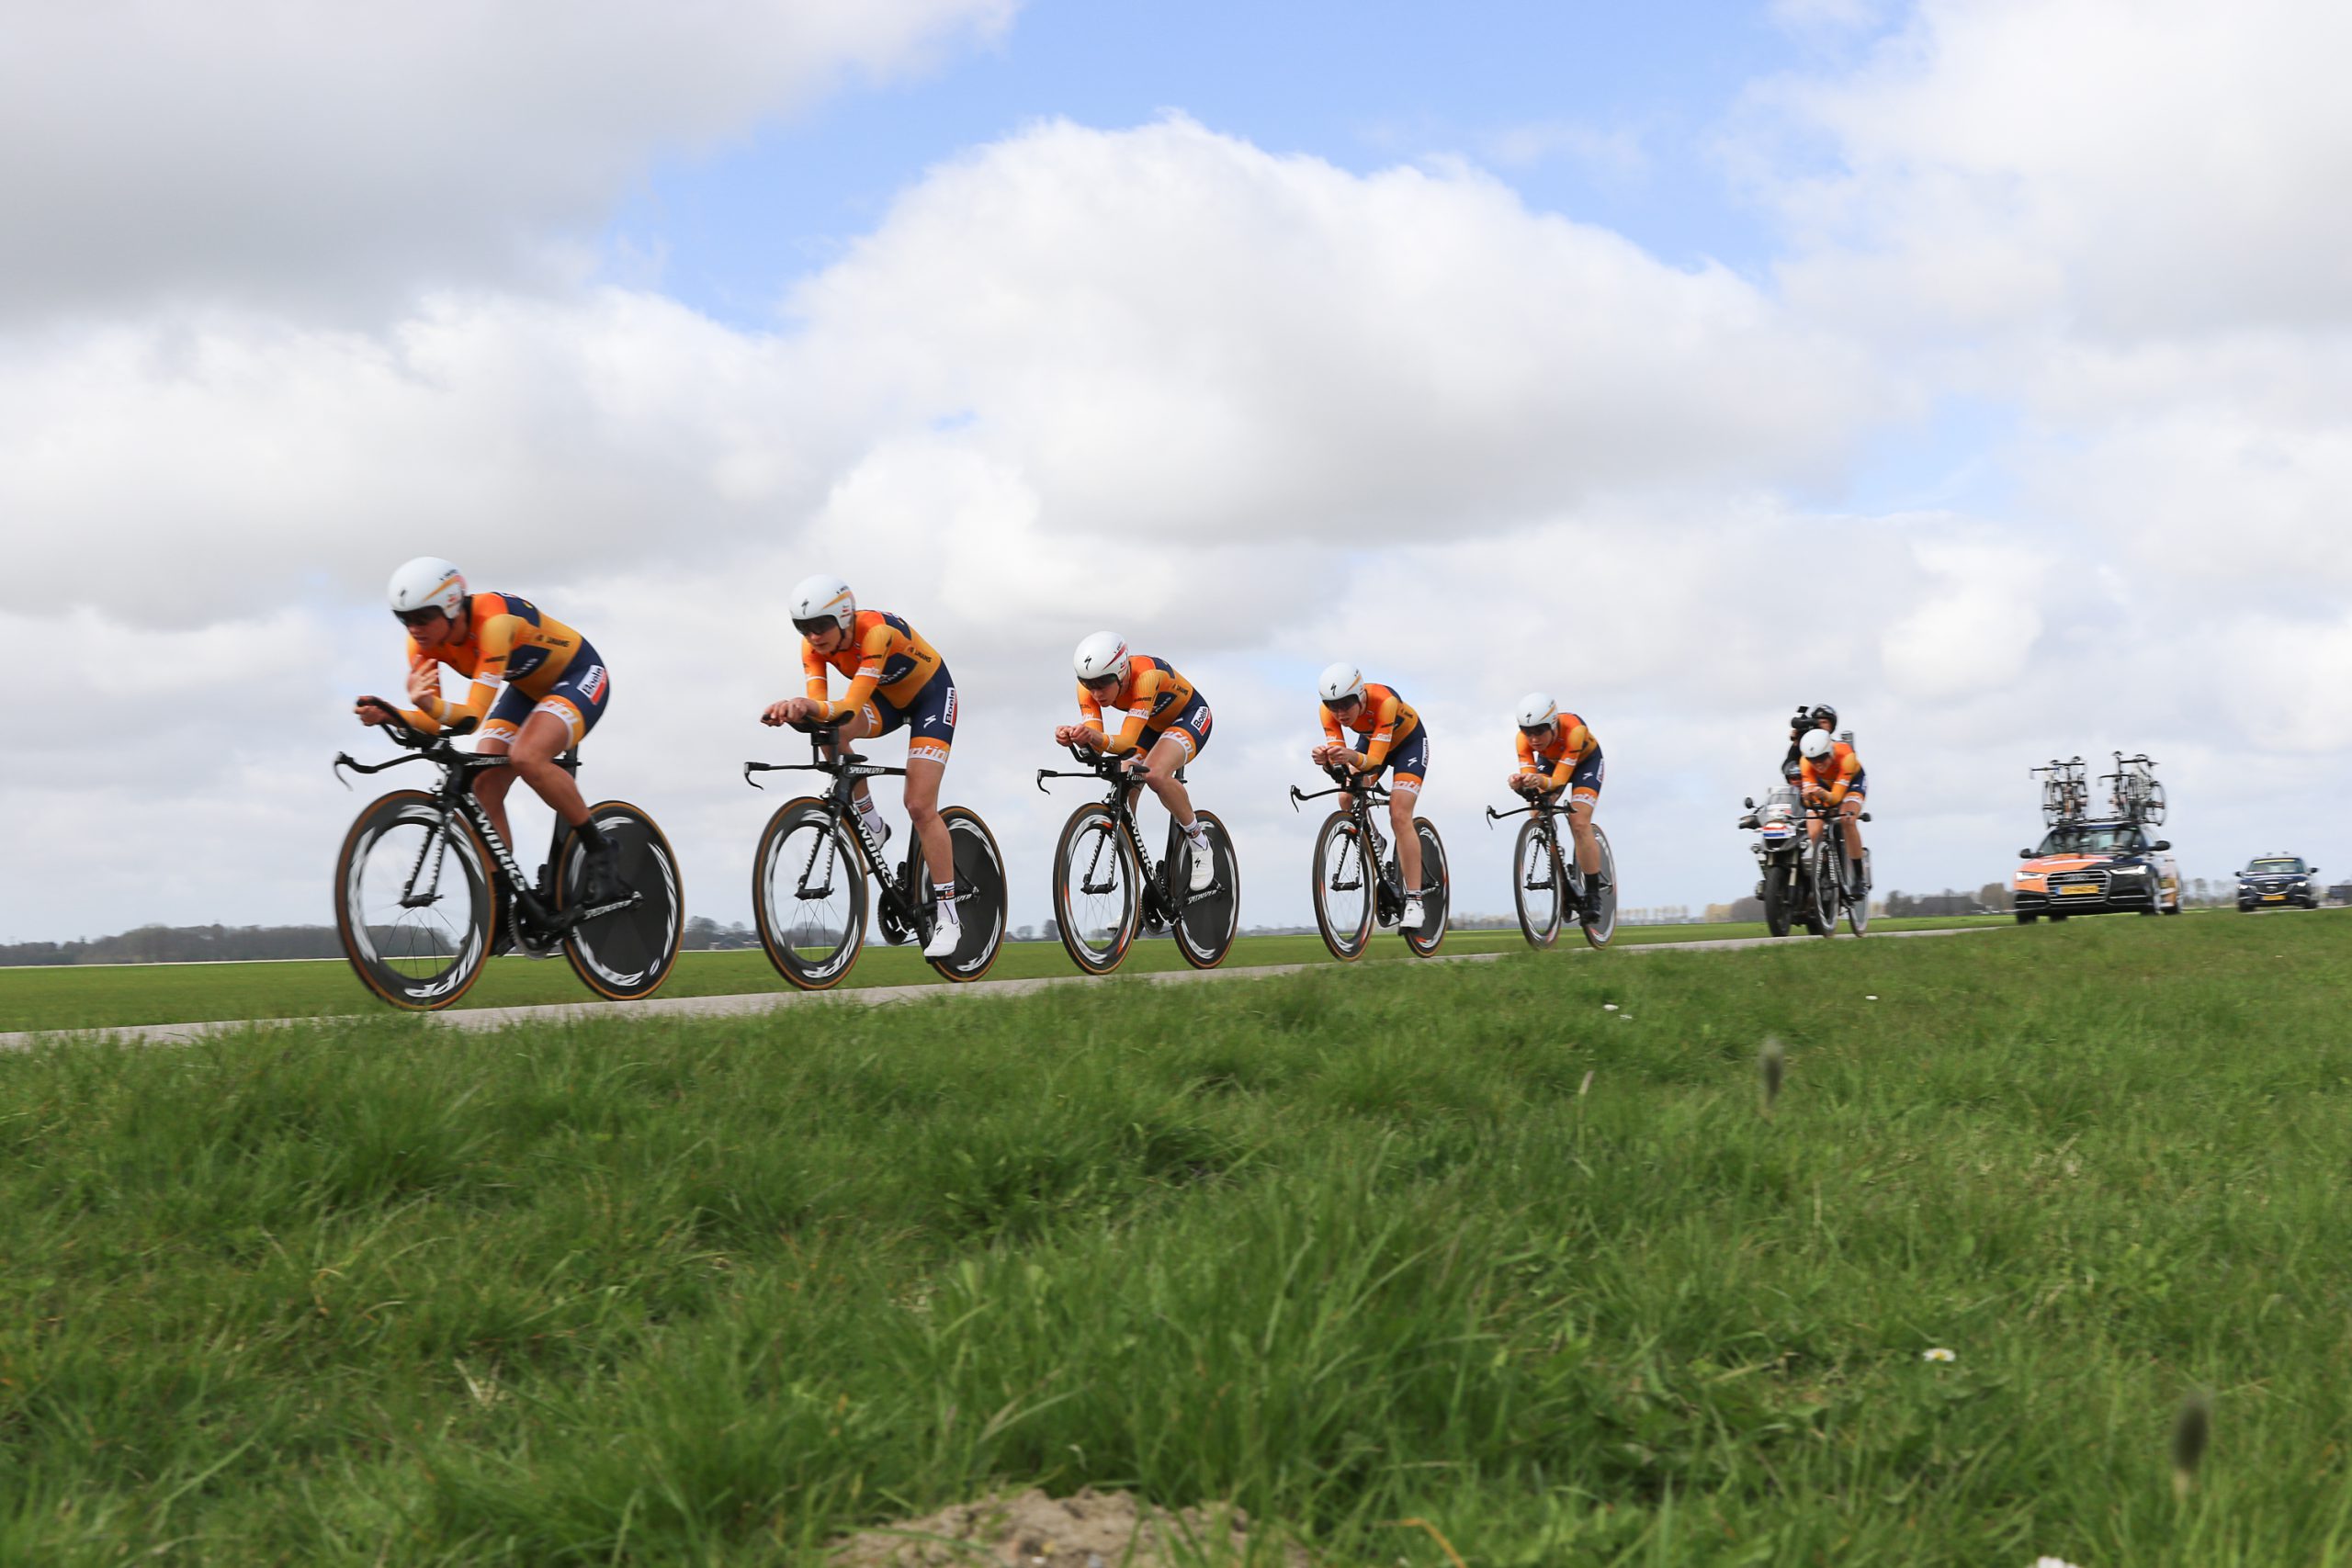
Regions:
[[394, 605, 447, 629], [1321, 694, 1362, 714], [793, 615, 839, 637], [1080, 671, 1122, 694]]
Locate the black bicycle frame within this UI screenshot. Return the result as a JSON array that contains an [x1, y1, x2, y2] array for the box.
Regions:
[[1290, 765, 1404, 907], [334, 716, 637, 937], [1486, 791, 1585, 907], [1035, 744, 1213, 923], [743, 720, 954, 933]]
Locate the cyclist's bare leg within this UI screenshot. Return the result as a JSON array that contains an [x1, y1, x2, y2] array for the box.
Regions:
[[821, 708, 880, 814], [1566, 796, 1600, 876], [471, 711, 589, 852], [1128, 732, 1198, 828], [1840, 796, 1865, 861], [1390, 782, 1423, 891], [903, 756, 954, 886]]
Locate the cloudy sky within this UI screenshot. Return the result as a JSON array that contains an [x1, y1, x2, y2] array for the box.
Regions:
[[6, 0, 2348, 943]]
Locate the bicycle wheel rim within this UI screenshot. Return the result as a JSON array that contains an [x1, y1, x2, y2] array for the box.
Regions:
[[336, 793, 493, 1010], [560, 804, 684, 998], [1847, 849, 1871, 936], [1312, 814, 1373, 959], [1173, 812, 1239, 968], [1054, 806, 1137, 975], [929, 808, 1007, 981], [1812, 839, 1840, 934], [1512, 818, 1561, 948], [1405, 820, 1448, 955], [754, 802, 865, 988], [1581, 827, 1617, 949]]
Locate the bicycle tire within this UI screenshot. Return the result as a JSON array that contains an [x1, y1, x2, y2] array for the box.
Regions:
[[334, 789, 496, 1011], [1404, 818, 1449, 957], [1171, 810, 1239, 970], [1311, 810, 1374, 961], [1845, 848, 1871, 937], [1580, 825, 1618, 950], [558, 802, 684, 999], [1808, 834, 1841, 937], [1762, 862, 1794, 937], [752, 797, 868, 990], [1053, 801, 1140, 975], [922, 807, 1007, 982], [1511, 818, 1562, 950]]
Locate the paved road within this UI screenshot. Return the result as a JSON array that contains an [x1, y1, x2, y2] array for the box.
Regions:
[[0, 925, 2003, 1054]]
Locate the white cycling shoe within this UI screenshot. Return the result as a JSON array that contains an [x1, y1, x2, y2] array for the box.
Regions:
[[1401, 897, 1426, 930], [922, 913, 962, 959], [1187, 840, 1216, 892]]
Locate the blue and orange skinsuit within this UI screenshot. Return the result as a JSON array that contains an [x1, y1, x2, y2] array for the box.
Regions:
[[801, 609, 955, 764], [1799, 740, 1866, 805], [1077, 656, 1211, 760], [398, 592, 608, 745], [1516, 714, 1602, 801], [1321, 683, 1425, 784]]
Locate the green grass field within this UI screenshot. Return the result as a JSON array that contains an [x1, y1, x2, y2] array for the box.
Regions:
[[0, 917, 2005, 1035], [5, 911, 2343, 1564]]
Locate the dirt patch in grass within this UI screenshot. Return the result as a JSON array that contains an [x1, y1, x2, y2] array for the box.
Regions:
[[828, 1486, 1303, 1566]]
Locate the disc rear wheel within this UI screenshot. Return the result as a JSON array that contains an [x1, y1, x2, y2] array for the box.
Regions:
[[1170, 810, 1240, 970], [559, 802, 684, 999], [1579, 825, 1617, 949], [922, 807, 1008, 982], [1404, 818, 1449, 957]]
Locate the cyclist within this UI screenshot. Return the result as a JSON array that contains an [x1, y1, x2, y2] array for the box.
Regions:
[[1506, 694, 1609, 897], [1310, 664, 1429, 929], [1798, 727, 1869, 896], [1052, 633, 1217, 892], [354, 557, 620, 901], [760, 574, 964, 960]]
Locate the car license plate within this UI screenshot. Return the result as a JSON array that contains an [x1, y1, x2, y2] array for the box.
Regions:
[[2062, 884, 2099, 896], [2264, 893, 2286, 902]]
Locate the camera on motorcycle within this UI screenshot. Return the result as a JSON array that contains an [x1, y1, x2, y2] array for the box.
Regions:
[[1743, 796, 1754, 808]]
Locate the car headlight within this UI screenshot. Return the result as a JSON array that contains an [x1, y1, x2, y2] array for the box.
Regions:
[[2112, 864, 2148, 877]]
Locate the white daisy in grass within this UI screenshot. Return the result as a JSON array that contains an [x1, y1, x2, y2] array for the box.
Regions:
[[1602, 1003, 1619, 1011], [1921, 1347, 1956, 1363], [2031, 1558, 2086, 1568], [1866, 994, 1880, 1000]]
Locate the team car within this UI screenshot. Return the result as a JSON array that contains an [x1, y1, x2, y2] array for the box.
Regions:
[[2237, 853, 2322, 911], [2014, 819, 2181, 920]]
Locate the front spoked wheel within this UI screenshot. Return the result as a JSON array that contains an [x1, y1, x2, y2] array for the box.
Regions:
[[1809, 835, 1841, 937], [1170, 810, 1240, 970], [1511, 818, 1563, 949], [753, 797, 868, 990], [558, 802, 684, 999], [1311, 811, 1375, 961], [1405, 818, 1450, 957], [334, 790, 496, 1011], [1846, 847, 1871, 937], [922, 807, 1007, 982], [1053, 801, 1140, 975], [1579, 825, 1617, 949]]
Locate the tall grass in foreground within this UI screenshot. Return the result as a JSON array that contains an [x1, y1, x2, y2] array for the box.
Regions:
[[4, 915, 2351, 1563]]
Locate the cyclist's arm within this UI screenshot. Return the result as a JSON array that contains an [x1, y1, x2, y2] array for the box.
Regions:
[[1320, 706, 1345, 748], [1549, 722, 1593, 790], [814, 623, 894, 723], [800, 638, 831, 704], [401, 622, 514, 735], [1827, 751, 1860, 806], [1100, 670, 1159, 755], [1076, 681, 1113, 746], [1358, 692, 1400, 769]]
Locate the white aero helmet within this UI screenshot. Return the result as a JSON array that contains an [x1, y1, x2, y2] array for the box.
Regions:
[[1317, 661, 1365, 705], [388, 557, 467, 619], [1800, 728, 1837, 761], [1074, 631, 1130, 683], [1515, 692, 1559, 732], [789, 572, 856, 632]]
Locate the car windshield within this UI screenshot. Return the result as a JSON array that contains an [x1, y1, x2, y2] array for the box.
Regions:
[[2036, 826, 2144, 855], [2246, 858, 2304, 874]]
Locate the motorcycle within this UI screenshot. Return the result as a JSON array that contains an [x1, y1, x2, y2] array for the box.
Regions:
[[1737, 784, 1820, 938]]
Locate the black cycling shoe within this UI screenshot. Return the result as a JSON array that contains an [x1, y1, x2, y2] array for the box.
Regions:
[[578, 842, 627, 908]]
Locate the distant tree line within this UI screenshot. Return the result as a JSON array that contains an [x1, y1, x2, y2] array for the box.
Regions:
[[0, 923, 348, 966]]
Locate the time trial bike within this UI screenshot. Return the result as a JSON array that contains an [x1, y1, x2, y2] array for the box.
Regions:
[[1035, 743, 1240, 973], [332, 716, 684, 1010], [1290, 765, 1449, 961], [1487, 787, 1617, 949], [1806, 803, 1873, 937], [745, 719, 1007, 989]]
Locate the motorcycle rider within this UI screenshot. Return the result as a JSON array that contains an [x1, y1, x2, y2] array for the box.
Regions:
[[1782, 703, 1837, 784]]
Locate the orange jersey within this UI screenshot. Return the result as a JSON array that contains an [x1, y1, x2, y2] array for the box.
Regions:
[[1515, 714, 1597, 790], [400, 592, 586, 735], [1320, 682, 1420, 769], [1799, 740, 1864, 803], [801, 610, 944, 721], [1076, 656, 1197, 754]]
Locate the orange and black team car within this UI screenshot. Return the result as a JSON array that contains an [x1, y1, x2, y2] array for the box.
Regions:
[[2013, 820, 2182, 921]]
